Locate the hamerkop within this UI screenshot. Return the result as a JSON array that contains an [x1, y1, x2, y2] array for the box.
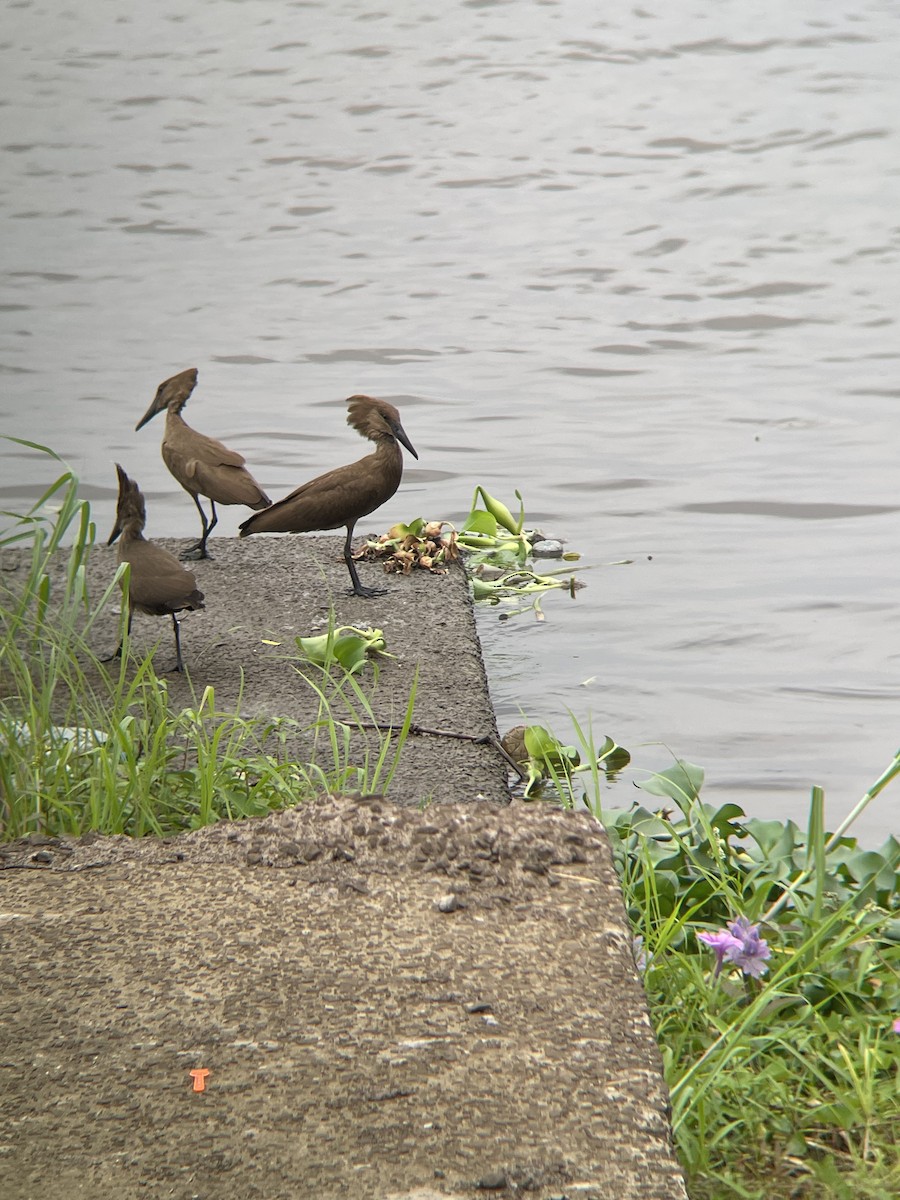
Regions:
[[135, 367, 271, 560], [238, 395, 418, 598], [107, 464, 205, 673]]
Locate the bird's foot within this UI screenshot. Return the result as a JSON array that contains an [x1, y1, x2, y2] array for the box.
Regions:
[[349, 584, 387, 599], [180, 544, 211, 561], [100, 647, 123, 663]]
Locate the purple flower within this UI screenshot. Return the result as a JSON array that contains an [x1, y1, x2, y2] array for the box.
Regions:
[[698, 916, 771, 979], [893, 1017, 900, 1034], [726, 916, 771, 978], [697, 928, 741, 977]]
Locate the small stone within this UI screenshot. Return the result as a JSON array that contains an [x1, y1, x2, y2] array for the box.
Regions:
[[476, 1170, 508, 1189], [522, 859, 548, 875], [437, 893, 466, 913], [532, 539, 564, 558]]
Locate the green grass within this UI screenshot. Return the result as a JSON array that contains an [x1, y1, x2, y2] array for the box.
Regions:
[[516, 713, 900, 1199], [0, 440, 413, 839]]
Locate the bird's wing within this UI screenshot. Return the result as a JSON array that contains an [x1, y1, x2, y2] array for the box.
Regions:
[[163, 421, 247, 470], [122, 543, 204, 614], [181, 431, 247, 471], [162, 432, 268, 506], [184, 457, 268, 506], [245, 458, 389, 534]]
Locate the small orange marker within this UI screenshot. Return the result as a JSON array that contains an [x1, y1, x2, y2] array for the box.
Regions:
[[189, 1068, 210, 1093]]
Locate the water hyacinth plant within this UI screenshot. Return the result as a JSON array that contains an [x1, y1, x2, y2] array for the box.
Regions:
[[697, 915, 772, 980], [360, 485, 584, 619], [519, 714, 900, 1199], [285, 613, 417, 800], [294, 623, 393, 675], [458, 483, 531, 559], [500, 721, 630, 798], [461, 485, 584, 619]]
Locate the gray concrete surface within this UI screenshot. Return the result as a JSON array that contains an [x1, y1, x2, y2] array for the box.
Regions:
[[0, 535, 688, 1200]]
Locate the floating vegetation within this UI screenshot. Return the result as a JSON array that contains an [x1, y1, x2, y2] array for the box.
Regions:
[[500, 722, 630, 798], [361, 485, 584, 620], [459, 485, 585, 618]]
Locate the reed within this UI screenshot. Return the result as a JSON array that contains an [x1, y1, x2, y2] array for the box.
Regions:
[[0, 441, 412, 839]]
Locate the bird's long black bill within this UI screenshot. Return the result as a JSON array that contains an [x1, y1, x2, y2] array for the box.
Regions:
[[393, 422, 418, 460], [135, 398, 162, 432]]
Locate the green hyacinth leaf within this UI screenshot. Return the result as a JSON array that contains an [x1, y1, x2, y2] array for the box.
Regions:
[[523, 724, 580, 773], [332, 634, 369, 674], [475, 486, 524, 535], [636, 759, 705, 806], [296, 633, 332, 665], [462, 509, 499, 537]]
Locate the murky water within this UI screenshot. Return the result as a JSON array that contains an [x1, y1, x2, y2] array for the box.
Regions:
[[3, 1, 900, 841]]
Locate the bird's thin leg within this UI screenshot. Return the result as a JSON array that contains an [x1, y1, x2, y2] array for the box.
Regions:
[[183, 493, 213, 560], [199, 499, 218, 557], [171, 613, 186, 673], [343, 523, 384, 598]]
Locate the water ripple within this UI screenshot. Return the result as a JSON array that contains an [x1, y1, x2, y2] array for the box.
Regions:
[[3, 0, 900, 840], [681, 501, 900, 520], [303, 348, 443, 364]]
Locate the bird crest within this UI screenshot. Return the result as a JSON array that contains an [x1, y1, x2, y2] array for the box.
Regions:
[[346, 395, 402, 441], [136, 367, 199, 430], [110, 463, 147, 539]]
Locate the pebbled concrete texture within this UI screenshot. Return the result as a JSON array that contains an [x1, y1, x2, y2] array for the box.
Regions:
[[0, 535, 688, 1200]]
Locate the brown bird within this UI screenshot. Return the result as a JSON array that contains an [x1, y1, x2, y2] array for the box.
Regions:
[[238, 395, 418, 598], [135, 366, 271, 560], [107, 464, 205, 672]]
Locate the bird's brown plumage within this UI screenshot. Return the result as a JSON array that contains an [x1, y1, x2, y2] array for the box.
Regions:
[[239, 395, 417, 597], [107, 464, 205, 671], [135, 367, 271, 559]]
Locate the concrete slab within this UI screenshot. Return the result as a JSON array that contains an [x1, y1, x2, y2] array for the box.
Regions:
[[102, 534, 509, 808], [0, 535, 688, 1200]]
